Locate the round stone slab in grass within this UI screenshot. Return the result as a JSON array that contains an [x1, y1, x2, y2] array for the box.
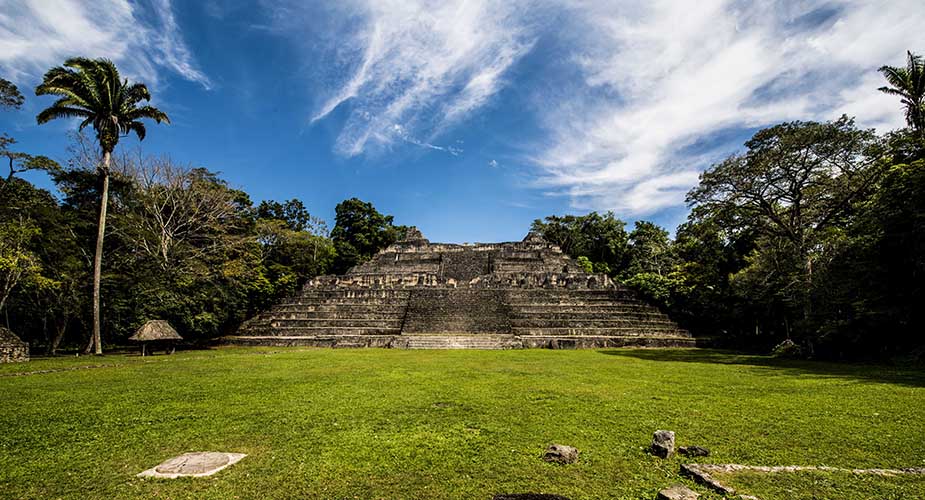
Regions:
[[137, 452, 246, 478]]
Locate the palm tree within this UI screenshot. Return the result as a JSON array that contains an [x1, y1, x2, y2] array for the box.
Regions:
[[878, 51, 925, 136], [35, 58, 169, 354]]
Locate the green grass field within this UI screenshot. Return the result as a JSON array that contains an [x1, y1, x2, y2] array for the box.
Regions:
[[1, 348, 923, 499]]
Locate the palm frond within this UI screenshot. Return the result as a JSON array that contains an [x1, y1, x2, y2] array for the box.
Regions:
[[36, 106, 93, 124], [78, 116, 94, 131], [63, 57, 102, 72], [126, 121, 147, 141], [878, 66, 910, 89], [877, 86, 907, 97], [123, 83, 151, 105], [906, 51, 923, 71], [126, 105, 170, 124]]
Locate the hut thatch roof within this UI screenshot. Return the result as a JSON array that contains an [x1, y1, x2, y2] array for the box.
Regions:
[[0, 326, 27, 346], [129, 320, 183, 342]]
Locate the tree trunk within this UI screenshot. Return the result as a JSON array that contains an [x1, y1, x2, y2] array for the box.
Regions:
[[803, 252, 813, 323], [47, 317, 67, 356], [91, 151, 112, 356]]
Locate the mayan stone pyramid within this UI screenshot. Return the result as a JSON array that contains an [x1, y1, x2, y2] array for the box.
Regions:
[[227, 228, 695, 349]]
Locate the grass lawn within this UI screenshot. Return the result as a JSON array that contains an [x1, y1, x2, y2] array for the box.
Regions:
[[1, 347, 923, 499]]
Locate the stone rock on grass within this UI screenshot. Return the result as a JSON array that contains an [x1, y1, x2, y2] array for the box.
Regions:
[[543, 444, 579, 464], [137, 451, 247, 478], [652, 430, 676, 458], [679, 464, 736, 496], [678, 446, 710, 457], [493, 494, 571, 500], [657, 485, 700, 500]]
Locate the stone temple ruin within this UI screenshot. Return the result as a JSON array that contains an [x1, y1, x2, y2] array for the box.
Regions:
[[0, 327, 29, 363], [226, 229, 694, 349]]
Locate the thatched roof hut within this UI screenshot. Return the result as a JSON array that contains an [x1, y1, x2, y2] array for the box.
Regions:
[[130, 320, 182, 356], [130, 320, 183, 342]]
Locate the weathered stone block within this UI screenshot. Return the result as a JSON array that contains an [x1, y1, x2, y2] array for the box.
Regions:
[[543, 444, 579, 464], [137, 452, 246, 478], [678, 446, 710, 457], [493, 495, 570, 500], [657, 484, 699, 500], [652, 430, 676, 458]]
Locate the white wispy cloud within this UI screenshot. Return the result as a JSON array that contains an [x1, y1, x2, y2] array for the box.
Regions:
[[530, 0, 921, 215], [390, 123, 463, 156], [302, 0, 922, 216], [0, 0, 209, 89], [302, 0, 537, 157]]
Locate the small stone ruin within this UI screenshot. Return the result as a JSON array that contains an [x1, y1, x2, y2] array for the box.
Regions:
[[137, 451, 246, 478], [228, 229, 694, 349], [0, 326, 29, 363]]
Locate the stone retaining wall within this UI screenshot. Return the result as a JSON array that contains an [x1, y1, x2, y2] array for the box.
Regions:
[[0, 327, 29, 363]]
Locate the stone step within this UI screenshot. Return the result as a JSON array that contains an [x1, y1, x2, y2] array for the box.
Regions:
[[223, 334, 697, 349], [269, 311, 406, 320], [520, 335, 698, 349], [276, 299, 410, 307], [511, 318, 676, 328], [504, 291, 638, 298], [513, 327, 691, 337], [509, 304, 656, 312], [298, 289, 413, 298], [506, 297, 647, 304], [220, 335, 398, 348], [270, 318, 403, 328], [263, 326, 402, 336], [400, 334, 521, 350], [272, 304, 407, 312], [510, 312, 670, 320], [506, 294, 645, 300]]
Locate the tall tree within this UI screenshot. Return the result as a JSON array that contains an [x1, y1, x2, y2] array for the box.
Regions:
[[0, 78, 24, 110], [330, 198, 405, 273], [878, 51, 925, 136], [688, 117, 883, 341], [35, 58, 169, 354], [127, 157, 247, 271], [257, 199, 328, 235]]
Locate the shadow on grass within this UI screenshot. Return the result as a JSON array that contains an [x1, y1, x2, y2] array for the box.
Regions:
[[599, 348, 925, 388]]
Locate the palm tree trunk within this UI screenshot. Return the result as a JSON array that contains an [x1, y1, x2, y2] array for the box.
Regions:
[[91, 151, 111, 355]]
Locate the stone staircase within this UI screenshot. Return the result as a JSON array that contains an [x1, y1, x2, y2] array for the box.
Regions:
[[507, 289, 690, 338], [398, 334, 521, 350], [402, 288, 511, 334], [238, 288, 410, 337]]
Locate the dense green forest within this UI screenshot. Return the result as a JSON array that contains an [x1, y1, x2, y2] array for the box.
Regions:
[[1, 53, 923, 360]]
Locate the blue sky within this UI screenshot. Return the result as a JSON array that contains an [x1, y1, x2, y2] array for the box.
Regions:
[[0, 0, 920, 242]]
